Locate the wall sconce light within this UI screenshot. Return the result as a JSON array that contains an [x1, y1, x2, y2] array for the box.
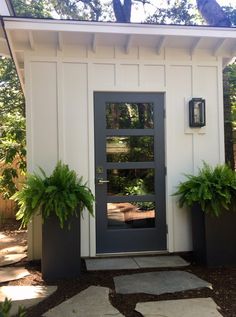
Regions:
[[189, 98, 206, 127]]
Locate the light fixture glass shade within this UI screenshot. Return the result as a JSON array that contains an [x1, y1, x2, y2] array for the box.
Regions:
[[189, 98, 206, 127]]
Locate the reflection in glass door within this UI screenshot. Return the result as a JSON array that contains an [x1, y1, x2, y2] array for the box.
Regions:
[[95, 92, 166, 253]]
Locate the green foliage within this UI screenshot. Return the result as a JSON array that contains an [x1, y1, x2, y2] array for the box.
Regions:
[[222, 5, 236, 26], [174, 163, 236, 217], [0, 297, 26, 317], [146, 0, 203, 25], [224, 62, 236, 128], [12, 0, 52, 18], [0, 58, 26, 199], [0, 58, 24, 117], [12, 161, 94, 229]]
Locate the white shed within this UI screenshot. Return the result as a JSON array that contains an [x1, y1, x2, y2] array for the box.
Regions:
[[0, 16, 236, 260]]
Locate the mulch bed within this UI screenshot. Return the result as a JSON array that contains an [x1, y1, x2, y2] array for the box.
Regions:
[[5, 258, 235, 317], [1, 221, 236, 317]]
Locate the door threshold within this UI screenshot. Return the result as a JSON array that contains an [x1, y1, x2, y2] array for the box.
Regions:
[[94, 250, 169, 258]]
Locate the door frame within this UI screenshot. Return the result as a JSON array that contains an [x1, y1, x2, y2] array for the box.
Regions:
[[93, 91, 167, 255]]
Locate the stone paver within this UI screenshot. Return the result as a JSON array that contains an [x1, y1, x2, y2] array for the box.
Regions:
[[85, 256, 189, 271], [0, 245, 27, 255], [114, 271, 212, 295], [134, 255, 189, 268], [43, 286, 124, 317], [0, 232, 27, 252], [0, 286, 57, 317], [0, 267, 30, 283], [135, 298, 223, 317], [85, 258, 139, 271], [0, 254, 26, 267]]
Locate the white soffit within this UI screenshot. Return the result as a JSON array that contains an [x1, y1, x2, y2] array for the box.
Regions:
[[3, 18, 236, 56], [2, 17, 236, 89]]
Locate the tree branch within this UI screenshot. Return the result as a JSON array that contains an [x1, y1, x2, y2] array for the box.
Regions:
[[196, 0, 231, 26]]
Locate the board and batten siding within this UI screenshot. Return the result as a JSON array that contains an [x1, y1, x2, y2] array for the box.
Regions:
[[24, 45, 224, 259]]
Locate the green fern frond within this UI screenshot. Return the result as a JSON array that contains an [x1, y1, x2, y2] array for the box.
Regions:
[[11, 161, 95, 228], [174, 162, 236, 217]]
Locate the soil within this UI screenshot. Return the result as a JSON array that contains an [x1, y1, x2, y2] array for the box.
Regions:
[[1, 221, 236, 317]]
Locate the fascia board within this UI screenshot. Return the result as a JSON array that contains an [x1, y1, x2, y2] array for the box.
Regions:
[[3, 18, 236, 40]]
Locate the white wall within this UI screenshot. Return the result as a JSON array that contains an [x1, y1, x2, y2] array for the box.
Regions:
[[25, 45, 224, 259]]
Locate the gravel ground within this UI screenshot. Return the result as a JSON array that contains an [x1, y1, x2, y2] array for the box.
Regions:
[[1, 221, 236, 317]]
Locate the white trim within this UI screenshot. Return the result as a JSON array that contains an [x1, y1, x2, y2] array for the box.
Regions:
[[190, 37, 202, 56], [57, 32, 63, 52], [5, 30, 25, 94], [87, 63, 96, 257], [156, 36, 166, 55], [91, 34, 97, 53], [213, 38, 227, 56], [28, 31, 35, 50], [125, 35, 133, 54], [3, 18, 236, 39]]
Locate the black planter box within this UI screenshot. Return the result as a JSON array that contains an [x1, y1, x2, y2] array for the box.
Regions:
[[42, 214, 81, 280], [192, 204, 236, 267]]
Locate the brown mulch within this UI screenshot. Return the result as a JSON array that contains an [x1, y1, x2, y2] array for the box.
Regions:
[[1, 221, 236, 317]]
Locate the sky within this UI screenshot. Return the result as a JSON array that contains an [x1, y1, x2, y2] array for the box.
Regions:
[[131, 0, 236, 22]]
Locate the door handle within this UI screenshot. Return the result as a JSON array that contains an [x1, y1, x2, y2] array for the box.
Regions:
[[97, 178, 110, 184]]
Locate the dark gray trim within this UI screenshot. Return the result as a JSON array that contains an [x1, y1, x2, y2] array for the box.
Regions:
[[107, 162, 155, 169], [107, 195, 155, 203], [94, 92, 166, 254], [106, 129, 154, 136]]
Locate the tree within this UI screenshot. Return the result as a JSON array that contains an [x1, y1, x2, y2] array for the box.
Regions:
[[11, 0, 52, 18], [147, 0, 236, 26], [2, 0, 235, 200], [0, 58, 26, 198], [224, 62, 236, 168], [196, 0, 231, 26], [0, 2, 52, 199]]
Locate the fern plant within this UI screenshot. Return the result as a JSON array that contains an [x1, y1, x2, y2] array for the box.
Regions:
[[0, 298, 26, 317], [12, 161, 94, 228], [174, 163, 236, 217]]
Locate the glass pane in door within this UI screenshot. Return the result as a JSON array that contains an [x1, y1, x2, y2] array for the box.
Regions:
[[106, 103, 154, 129], [107, 201, 156, 229], [106, 136, 154, 162], [107, 169, 155, 196]]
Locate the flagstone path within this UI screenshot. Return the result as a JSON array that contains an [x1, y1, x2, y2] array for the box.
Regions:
[[0, 267, 30, 283], [43, 286, 124, 317], [0, 231, 27, 266], [85, 255, 189, 271], [114, 270, 212, 295], [0, 286, 57, 316], [135, 297, 223, 317], [0, 231, 223, 317]]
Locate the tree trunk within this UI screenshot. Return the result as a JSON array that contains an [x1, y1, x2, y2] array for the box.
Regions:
[[113, 0, 131, 22], [196, 0, 231, 26]]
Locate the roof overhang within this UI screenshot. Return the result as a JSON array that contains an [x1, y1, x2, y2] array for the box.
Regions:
[[0, 0, 14, 16], [1, 17, 236, 90], [0, 0, 14, 70]]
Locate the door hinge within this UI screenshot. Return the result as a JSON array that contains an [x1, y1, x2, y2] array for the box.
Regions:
[[165, 166, 167, 175], [166, 224, 168, 234], [164, 108, 166, 118]]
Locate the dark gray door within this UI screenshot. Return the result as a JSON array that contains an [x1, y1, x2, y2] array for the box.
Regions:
[[94, 92, 166, 254]]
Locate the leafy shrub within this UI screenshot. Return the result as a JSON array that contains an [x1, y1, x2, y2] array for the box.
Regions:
[[12, 161, 94, 228], [174, 163, 236, 217]]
